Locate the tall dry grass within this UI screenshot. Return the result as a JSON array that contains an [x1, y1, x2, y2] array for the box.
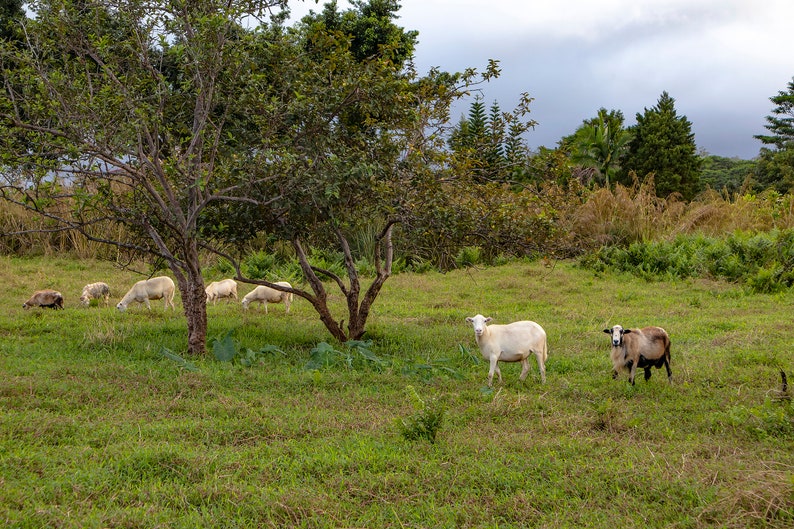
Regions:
[[0, 199, 115, 259], [563, 180, 794, 252]]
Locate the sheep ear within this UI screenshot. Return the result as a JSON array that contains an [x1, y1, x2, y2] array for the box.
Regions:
[[623, 329, 632, 334], [603, 329, 611, 334], [465, 317, 473, 323], [485, 317, 492, 323]]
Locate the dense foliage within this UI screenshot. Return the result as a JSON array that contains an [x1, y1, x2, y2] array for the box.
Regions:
[[581, 229, 794, 292]]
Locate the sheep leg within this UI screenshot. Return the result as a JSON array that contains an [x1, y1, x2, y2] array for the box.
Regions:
[[665, 358, 672, 382], [487, 357, 500, 387], [519, 358, 530, 381], [535, 350, 546, 383], [145, 299, 152, 310], [644, 367, 652, 381]]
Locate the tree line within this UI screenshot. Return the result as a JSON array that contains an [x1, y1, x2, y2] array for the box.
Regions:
[[449, 84, 794, 199], [1, 0, 792, 354]]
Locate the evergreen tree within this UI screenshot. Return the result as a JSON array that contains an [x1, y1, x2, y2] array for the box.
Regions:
[[619, 92, 702, 200], [448, 95, 535, 183], [753, 77, 794, 192]]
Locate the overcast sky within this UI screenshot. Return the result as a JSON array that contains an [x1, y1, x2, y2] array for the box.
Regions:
[[289, 0, 794, 159]]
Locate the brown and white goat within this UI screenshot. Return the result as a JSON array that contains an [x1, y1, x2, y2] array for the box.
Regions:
[[23, 289, 64, 310], [603, 325, 671, 385]]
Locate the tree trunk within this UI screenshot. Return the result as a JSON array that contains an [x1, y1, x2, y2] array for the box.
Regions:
[[172, 244, 207, 355], [292, 237, 348, 342]]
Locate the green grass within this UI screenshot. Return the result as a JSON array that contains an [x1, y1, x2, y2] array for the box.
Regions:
[[1, 256, 793, 528]]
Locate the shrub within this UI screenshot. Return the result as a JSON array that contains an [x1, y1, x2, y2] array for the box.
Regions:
[[455, 246, 482, 268]]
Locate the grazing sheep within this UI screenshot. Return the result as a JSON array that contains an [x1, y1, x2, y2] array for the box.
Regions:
[[116, 276, 175, 312], [465, 314, 548, 387], [241, 282, 293, 313], [205, 279, 238, 305], [603, 325, 672, 385], [79, 282, 111, 307], [22, 289, 64, 310]]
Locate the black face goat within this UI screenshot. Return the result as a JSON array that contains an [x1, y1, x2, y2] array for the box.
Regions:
[[603, 325, 672, 385]]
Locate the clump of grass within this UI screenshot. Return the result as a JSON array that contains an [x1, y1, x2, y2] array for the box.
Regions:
[[397, 385, 445, 444]]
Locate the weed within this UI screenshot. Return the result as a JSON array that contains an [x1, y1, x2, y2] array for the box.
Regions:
[[397, 385, 445, 444]]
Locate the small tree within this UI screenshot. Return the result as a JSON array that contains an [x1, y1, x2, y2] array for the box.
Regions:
[[619, 92, 702, 200]]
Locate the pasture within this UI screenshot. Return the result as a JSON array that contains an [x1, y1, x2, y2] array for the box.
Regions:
[[1, 256, 792, 528]]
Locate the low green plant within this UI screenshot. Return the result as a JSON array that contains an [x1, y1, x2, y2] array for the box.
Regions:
[[581, 229, 794, 292], [455, 246, 483, 268], [244, 250, 277, 280], [210, 330, 285, 366], [159, 347, 199, 372], [303, 340, 389, 372], [397, 385, 445, 444], [723, 399, 794, 439]]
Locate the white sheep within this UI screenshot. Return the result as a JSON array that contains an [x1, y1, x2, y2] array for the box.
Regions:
[[116, 276, 175, 312], [603, 325, 672, 385], [241, 281, 293, 313], [79, 282, 111, 307], [23, 289, 64, 310], [465, 314, 548, 386], [205, 279, 238, 305]]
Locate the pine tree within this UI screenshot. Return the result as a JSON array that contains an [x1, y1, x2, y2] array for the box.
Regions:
[[753, 77, 794, 192], [619, 92, 701, 200]]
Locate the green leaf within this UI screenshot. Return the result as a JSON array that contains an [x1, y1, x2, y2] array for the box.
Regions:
[[160, 347, 199, 372], [304, 342, 342, 371], [211, 331, 238, 362]]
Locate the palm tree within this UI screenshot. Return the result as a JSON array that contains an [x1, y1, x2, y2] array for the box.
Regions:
[[569, 108, 631, 187]]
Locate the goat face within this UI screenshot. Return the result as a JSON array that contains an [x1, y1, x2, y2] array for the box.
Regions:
[[603, 325, 632, 346], [466, 314, 493, 337]]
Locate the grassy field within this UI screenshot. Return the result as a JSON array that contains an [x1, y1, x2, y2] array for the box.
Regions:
[[1, 256, 792, 528]]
